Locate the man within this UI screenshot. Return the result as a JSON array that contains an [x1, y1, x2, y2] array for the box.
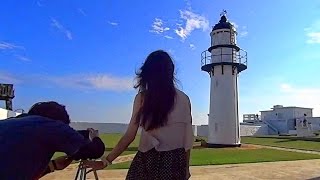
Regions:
[[0, 101, 105, 179]]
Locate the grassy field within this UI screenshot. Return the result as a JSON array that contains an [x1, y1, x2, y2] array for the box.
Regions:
[[241, 136, 320, 151], [109, 148, 320, 169], [53, 134, 320, 169], [52, 134, 139, 159]]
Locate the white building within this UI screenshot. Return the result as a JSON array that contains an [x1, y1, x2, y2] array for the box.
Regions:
[[0, 108, 21, 120], [241, 105, 320, 136]]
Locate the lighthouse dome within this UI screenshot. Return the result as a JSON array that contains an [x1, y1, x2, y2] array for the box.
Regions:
[[212, 15, 234, 31]]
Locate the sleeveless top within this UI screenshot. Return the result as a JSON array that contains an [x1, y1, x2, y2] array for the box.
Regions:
[[137, 89, 194, 152]]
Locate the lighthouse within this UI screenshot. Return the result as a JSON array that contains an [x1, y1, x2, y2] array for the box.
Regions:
[[201, 11, 247, 147]]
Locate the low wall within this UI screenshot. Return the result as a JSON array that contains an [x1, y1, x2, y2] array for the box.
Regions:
[[70, 122, 136, 134], [71, 122, 197, 135], [240, 124, 269, 136], [196, 125, 208, 137], [306, 117, 320, 131]]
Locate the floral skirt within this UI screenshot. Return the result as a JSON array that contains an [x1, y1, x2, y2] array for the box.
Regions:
[[126, 148, 187, 180]]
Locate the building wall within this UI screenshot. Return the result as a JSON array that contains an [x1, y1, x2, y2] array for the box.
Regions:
[[197, 125, 208, 137], [261, 107, 312, 122], [0, 108, 21, 120], [194, 124, 269, 137], [266, 120, 289, 134], [240, 124, 269, 136], [306, 117, 320, 131]]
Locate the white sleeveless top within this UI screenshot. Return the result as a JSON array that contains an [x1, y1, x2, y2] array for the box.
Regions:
[[138, 89, 194, 152]]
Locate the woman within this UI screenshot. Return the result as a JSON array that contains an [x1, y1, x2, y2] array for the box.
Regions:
[[84, 50, 194, 179]]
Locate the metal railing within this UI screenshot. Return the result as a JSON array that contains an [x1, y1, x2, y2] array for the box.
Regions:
[[0, 84, 14, 99], [201, 48, 247, 67]]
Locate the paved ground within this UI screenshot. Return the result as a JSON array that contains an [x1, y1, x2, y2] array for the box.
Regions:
[[42, 159, 320, 180]]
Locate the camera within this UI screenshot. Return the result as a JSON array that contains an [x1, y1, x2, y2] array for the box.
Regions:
[[77, 130, 90, 139]]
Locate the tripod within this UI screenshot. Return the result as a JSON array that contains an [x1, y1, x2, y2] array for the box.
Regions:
[[74, 160, 99, 180]]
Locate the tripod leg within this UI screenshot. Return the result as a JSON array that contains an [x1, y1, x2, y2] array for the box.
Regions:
[[93, 170, 99, 180], [79, 162, 85, 180], [75, 164, 81, 180], [83, 167, 87, 179]]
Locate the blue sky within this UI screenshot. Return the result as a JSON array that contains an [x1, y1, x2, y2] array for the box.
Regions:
[[1, 0, 320, 124]]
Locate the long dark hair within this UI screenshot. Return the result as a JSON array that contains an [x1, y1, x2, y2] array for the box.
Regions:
[[134, 50, 176, 131]]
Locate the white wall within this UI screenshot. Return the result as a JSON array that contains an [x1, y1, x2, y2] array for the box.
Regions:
[[70, 122, 198, 136], [208, 65, 239, 145], [0, 108, 20, 120], [197, 125, 208, 137], [240, 124, 269, 136], [194, 124, 269, 137], [306, 117, 320, 131], [261, 107, 312, 121]]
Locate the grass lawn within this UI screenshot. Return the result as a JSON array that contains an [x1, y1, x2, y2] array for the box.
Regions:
[[241, 136, 320, 152], [52, 133, 140, 159], [52, 133, 320, 169], [108, 148, 320, 169]]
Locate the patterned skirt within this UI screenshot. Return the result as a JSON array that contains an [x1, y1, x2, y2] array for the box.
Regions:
[[126, 148, 187, 180]]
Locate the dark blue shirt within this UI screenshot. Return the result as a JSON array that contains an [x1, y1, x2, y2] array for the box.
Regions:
[[0, 115, 90, 180]]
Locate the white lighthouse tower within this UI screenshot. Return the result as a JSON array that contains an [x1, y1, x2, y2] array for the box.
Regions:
[[201, 11, 247, 147]]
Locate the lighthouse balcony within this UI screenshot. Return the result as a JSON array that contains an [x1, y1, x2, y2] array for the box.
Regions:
[[0, 84, 15, 100], [201, 49, 247, 73]]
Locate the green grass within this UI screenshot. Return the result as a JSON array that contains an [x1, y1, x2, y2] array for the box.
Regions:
[[108, 148, 320, 169], [241, 136, 320, 152], [52, 133, 140, 159], [52, 134, 320, 169]]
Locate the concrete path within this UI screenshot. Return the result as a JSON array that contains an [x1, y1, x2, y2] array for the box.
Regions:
[[42, 159, 320, 180]]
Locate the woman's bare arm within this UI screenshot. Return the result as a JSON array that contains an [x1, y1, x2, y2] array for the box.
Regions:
[[105, 94, 141, 162]]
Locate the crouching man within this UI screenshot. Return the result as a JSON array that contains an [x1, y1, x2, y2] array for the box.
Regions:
[[0, 101, 105, 179]]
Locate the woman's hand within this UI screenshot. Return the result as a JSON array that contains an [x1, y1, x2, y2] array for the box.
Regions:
[[82, 160, 107, 172]]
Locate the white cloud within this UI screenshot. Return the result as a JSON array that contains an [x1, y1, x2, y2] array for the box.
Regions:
[[83, 74, 133, 91], [164, 35, 174, 39], [189, 43, 195, 50], [51, 18, 73, 40], [15, 55, 31, 62], [0, 41, 24, 50], [279, 84, 320, 116], [239, 31, 248, 37], [175, 10, 209, 40], [3, 72, 133, 92], [230, 22, 239, 29], [238, 26, 248, 37], [48, 74, 133, 92], [241, 83, 320, 117], [306, 32, 320, 44], [78, 8, 87, 17], [36, 0, 45, 7], [305, 21, 320, 44], [230, 23, 248, 38], [108, 21, 118, 26], [149, 18, 170, 34]]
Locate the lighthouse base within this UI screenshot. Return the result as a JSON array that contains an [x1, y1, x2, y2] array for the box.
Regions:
[[207, 143, 241, 148]]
